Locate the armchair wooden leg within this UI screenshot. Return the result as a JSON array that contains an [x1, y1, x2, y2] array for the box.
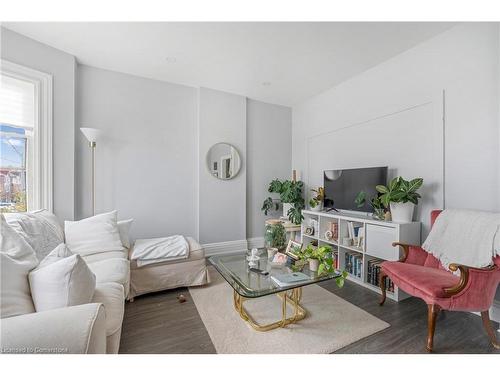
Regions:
[[426, 304, 441, 352], [481, 310, 500, 349], [379, 271, 387, 306]]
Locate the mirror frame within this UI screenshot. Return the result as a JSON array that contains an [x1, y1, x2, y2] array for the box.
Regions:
[[205, 142, 242, 180]]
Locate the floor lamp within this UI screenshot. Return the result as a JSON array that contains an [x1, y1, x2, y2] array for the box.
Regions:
[[80, 127, 102, 216]]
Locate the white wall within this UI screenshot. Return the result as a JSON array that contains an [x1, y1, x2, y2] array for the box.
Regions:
[[293, 23, 500, 234], [1, 27, 76, 221], [246, 99, 292, 239], [198, 88, 247, 244], [76, 65, 198, 240]]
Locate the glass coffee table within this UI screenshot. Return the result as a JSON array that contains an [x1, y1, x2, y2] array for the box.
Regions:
[[209, 253, 342, 332]]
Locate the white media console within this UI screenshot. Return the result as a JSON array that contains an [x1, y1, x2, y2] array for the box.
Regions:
[[301, 209, 421, 301]]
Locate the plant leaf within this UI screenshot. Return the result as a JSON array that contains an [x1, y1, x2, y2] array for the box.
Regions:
[[335, 277, 345, 288], [408, 178, 423, 192], [376, 185, 389, 194]]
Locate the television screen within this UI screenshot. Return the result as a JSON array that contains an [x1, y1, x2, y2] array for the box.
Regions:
[[323, 167, 388, 212]]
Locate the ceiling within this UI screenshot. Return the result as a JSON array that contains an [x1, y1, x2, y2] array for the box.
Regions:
[[3, 22, 456, 106]]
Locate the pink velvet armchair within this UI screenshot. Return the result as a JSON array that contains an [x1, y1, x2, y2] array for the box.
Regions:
[[379, 210, 500, 352]]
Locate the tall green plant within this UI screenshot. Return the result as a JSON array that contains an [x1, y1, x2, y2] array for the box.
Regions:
[[261, 179, 305, 224]]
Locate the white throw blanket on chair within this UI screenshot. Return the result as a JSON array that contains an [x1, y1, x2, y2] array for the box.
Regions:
[[131, 235, 189, 267], [422, 209, 500, 270]]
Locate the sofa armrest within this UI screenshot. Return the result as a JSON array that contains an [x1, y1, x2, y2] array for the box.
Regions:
[[443, 263, 498, 297], [1, 303, 106, 354]]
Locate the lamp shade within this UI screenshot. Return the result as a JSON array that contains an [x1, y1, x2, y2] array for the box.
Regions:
[[80, 127, 102, 142]]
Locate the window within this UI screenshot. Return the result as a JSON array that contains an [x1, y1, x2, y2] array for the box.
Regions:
[[0, 60, 52, 213]]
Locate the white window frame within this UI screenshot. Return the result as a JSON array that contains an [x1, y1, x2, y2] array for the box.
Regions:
[[1, 59, 53, 212]]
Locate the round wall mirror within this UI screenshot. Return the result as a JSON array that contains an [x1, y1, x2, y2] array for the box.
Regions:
[[206, 142, 241, 180]]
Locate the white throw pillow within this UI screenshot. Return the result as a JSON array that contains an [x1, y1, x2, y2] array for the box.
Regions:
[[4, 210, 64, 261], [117, 219, 133, 249], [28, 244, 96, 312], [0, 215, 39, 319], [64, 211, 124, 256]]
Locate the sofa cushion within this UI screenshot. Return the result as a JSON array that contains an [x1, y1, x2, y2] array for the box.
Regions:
[[87, 258, 130, 295], [91, 282, 124, 336], [29, 245, 96, 312], [83, 250, 128, 264], [117, 219, 133, 249], [65, 211, 124, 256], [382, 261, 459, 298], [4, 210, 64, 261], [129, 236, 204, 269], [0, 216, 39, 318]]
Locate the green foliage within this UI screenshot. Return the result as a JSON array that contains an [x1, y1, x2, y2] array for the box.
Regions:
[[354, 191, 385, 219], [309, 198, 318, 208], [309, 187, 324, 208], [264, 222, 287, 249], [261, 179, 305, 224], [376, 177, 423, 208], [354, 191, 367, 208], [295, 244, 348, 287], [261, 197, 279, 215]]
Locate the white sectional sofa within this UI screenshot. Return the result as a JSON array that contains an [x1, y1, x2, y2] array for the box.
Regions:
[[0, 211, 130, 354]]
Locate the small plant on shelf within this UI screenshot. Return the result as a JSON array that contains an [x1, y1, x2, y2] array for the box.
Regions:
[[354, 191, 386, 220], [308, 187, 324, 211], [298, 244, 348, 287], [261, 179, 305, 224], [264, 221, 287, 250]]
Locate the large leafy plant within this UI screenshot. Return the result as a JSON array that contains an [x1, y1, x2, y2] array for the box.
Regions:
[[261, 179, 305, 224], [375, 177, 423, 208], [298, 244, 348, 287]]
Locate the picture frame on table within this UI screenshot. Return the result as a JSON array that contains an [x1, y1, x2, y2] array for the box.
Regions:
[[285, 239, 303, 260]]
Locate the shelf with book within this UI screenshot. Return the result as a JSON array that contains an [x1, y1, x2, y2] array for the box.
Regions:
[[364, 254, 396, 294], [301, 209, 421, 302], [318, 215, 339, 244], [339, 244, 363, 254]]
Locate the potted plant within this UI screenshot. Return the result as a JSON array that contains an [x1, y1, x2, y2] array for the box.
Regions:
[[298, 244, 348, 287], [354, 191, 386, 220], [309, 187, 324, 212], [261, 179, 305, 224], [376, 177, 423, 223], [264, 221, 287, 250]]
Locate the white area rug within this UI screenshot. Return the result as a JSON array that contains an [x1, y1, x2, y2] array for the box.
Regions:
[[189, 268, 389, 354]]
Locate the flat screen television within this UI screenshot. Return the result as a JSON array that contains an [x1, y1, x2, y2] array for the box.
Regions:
[[323, 166, 388, 212]]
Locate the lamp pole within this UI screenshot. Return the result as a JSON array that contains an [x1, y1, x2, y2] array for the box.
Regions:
[[90, 140, 96, 216], [80, 127, 101, 217]]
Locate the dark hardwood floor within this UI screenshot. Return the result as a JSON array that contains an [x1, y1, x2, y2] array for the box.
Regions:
[[120, 279, 499, 354]]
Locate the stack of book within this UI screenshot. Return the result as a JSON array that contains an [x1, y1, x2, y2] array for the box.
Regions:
[[332, 251, 339, 269], [344, 251, 362, 278], [366, 259, 394, 292]]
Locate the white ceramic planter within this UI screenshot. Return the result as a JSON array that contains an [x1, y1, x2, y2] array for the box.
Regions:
[[310, 202, 323, 212], [390, 202, 415, 223], [283, 203, 293, 218], [309, 259, 319, 272]]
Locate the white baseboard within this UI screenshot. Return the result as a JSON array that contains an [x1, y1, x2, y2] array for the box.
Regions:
[[202, 239, 248, 257], [247, 237, 265, 249]]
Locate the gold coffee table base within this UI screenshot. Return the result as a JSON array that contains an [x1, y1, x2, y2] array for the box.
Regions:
[[233, 287, 306, 332]]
